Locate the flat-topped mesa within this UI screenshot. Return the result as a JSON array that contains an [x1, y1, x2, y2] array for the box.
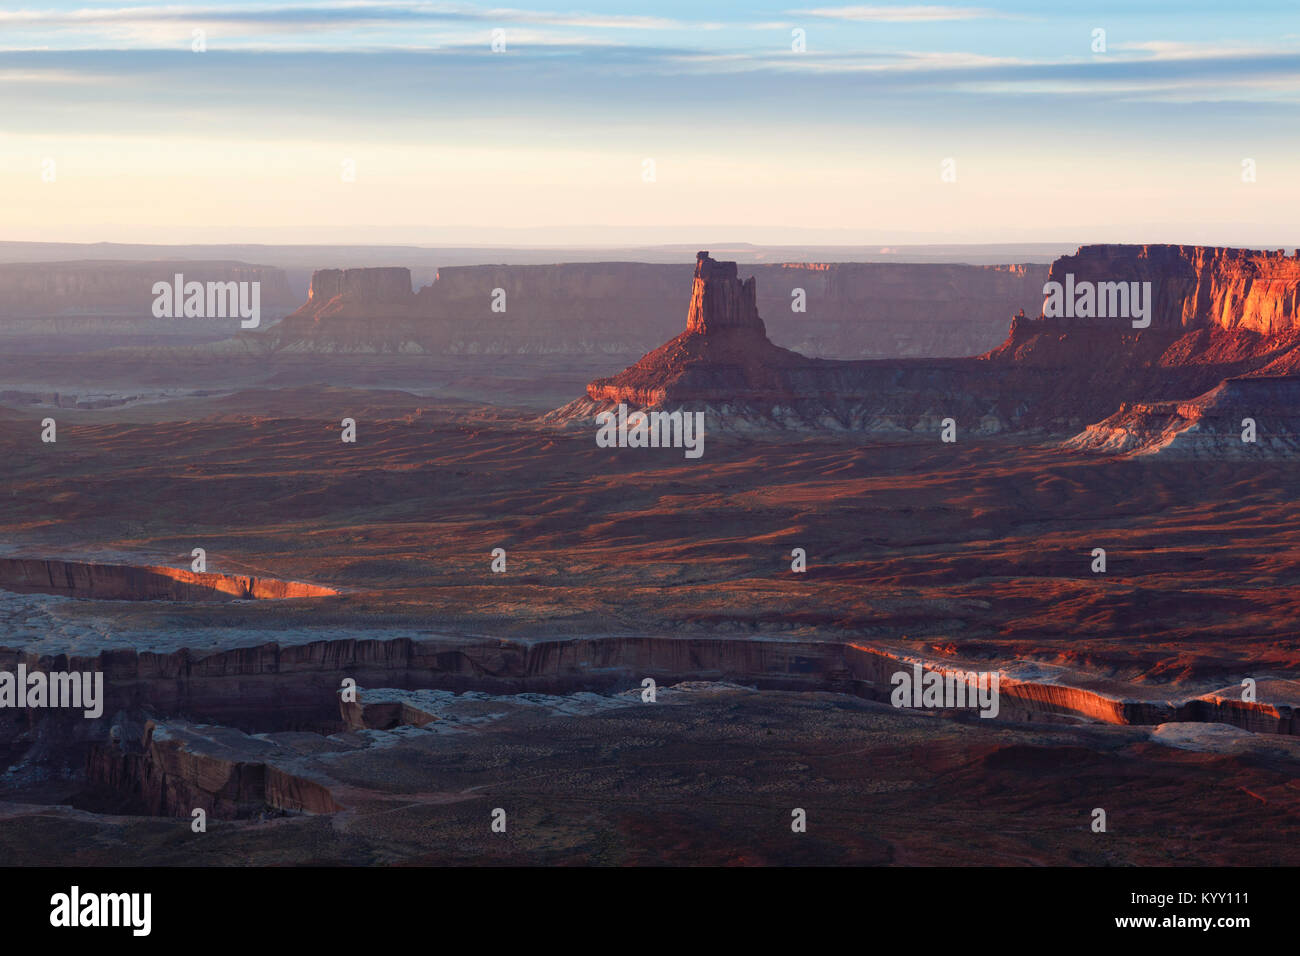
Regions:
[[307, 267, 413, 306], [1028, 244, 1300, 335], [270, 256, 1045, 357], [684, 251, 767, 336], [294, 267, 417, 324]]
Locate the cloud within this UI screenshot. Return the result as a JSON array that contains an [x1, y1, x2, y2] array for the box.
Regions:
[[0, 2, 688, 31], [0, 67, 118, 83], [792, 5, 1008, 22], [1112, 39, 1300, 61]]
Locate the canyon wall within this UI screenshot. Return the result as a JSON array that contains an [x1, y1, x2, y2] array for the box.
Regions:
[[0, 558, 337, 602], [40, 632, 1300, 820]]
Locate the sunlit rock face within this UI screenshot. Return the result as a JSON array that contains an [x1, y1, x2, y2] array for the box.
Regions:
[[684, 252, 766, 336], [0, 558, 336, 601], [1035, 244, 1300, 334]]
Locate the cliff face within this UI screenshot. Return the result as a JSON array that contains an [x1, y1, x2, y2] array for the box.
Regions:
[[684, 255, 765, 335], [1040, 244, 1300, 334], [303, 267, 414, 313], [0, 558, 336, 601], [271, 259, 1047, 359], [51, 631, 1300, 821], [87, 720, 343, 819]]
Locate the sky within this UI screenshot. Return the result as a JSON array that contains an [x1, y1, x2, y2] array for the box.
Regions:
[[1, 0, 1298, 246]]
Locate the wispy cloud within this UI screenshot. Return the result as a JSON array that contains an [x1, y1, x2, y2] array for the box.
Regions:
[[1112, 39, 1300, 61], [793, 5, 1009, 22], [0, 2, 689, 30]]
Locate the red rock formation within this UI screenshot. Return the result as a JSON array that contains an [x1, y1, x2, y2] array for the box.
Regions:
[[554, 251, 991, 429], [554, 244, 1300, 436], [984, 246, 1300, 437], [845, 643, 1300, 733], [1040, 244, 1300, 334], [684, 253, 765, 335], [581, 252, 818, 410], [1065, 374, 1300, 457]]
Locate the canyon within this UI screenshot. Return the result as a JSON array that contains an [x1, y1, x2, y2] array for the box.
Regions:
[[1, 243, 1299, 865], [1, 381, 1299, 864]]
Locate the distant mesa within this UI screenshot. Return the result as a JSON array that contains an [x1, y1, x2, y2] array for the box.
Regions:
[[267, 257, 1046, 359], [0, 260, 297, 318]]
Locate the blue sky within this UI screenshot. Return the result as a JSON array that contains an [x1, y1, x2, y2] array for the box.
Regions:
[[2, 1, 1298, 245]]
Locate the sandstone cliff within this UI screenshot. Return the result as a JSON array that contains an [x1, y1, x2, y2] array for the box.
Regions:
[[1040, 244, 1300, 334], [991, 245, 1300, 441]]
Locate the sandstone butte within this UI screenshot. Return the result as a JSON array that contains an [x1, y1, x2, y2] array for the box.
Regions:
[[546, 246, 1300, 441]]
